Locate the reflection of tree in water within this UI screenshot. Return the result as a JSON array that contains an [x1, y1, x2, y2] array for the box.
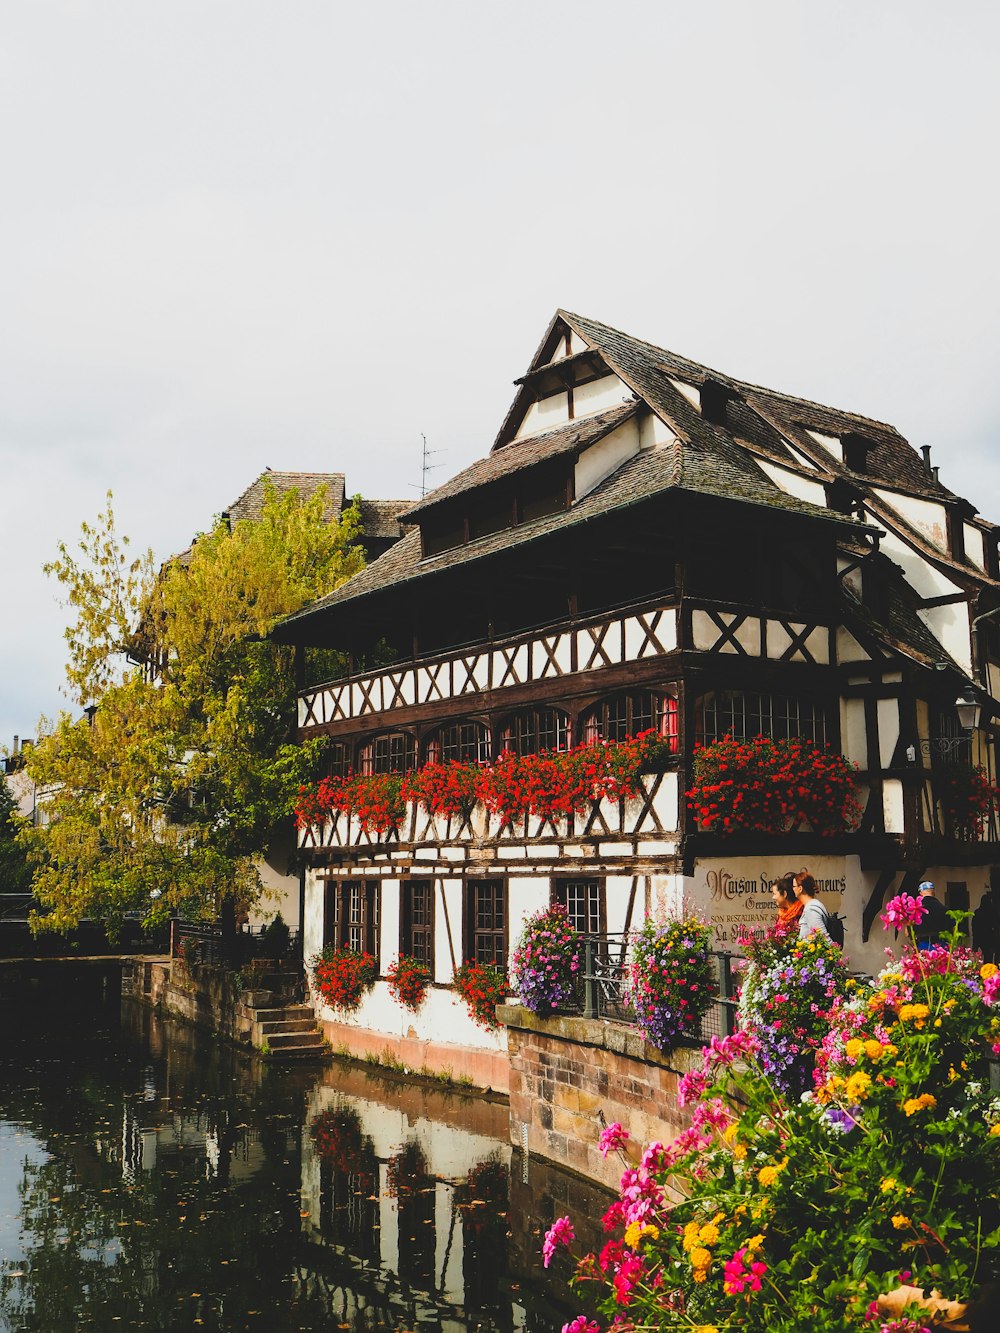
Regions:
[[388, 1139, 435, 1293], [456, 1155, 511, 1311]]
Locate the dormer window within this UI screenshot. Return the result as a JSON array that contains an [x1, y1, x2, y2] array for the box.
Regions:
[[842, 432, 875, 474], [700, 379, 734, 427]]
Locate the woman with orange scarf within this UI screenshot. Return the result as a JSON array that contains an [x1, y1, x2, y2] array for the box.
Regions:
[[770, 872, 803, 930]]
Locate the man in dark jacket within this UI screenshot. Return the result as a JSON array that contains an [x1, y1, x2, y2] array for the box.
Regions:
[[915, 881, 949, 949]]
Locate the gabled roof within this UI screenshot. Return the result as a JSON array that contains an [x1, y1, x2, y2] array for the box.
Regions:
[[223, 470, 347, 525], [402, 400, 639, 520]]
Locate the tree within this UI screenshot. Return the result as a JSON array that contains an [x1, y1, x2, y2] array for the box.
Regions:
[[0, 776, 33, 894], [21, 483, 364, 933]]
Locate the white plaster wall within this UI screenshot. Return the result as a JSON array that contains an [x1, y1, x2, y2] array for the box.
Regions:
[[303, 865, 326, 963], [876, 697, 899, 768], [515, 390, 569, 439], [573, 372, 634, 417], [569, 329, 588, 355], [667, 377, 701, 411], [881, 779, 905, 834], [841, 697, 868, 768], [876, 525, 962, 602], [873, 488, 949, 552], [639, 411, 675, 449], [508, 875, 554, 956], [757, 459, 829, 507], [919, 602, 973, 675], [964, 523, 987, 571], [836, 627, 870, 663], [574, 418, 640, 498], [805, 429, 843, 462], [605, 875, 640, 935]]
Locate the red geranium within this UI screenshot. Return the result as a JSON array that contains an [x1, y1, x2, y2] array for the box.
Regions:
[[386, 954, 432, 1011]]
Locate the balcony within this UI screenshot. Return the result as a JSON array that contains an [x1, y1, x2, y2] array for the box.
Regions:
[[297, 598, 680, 733]]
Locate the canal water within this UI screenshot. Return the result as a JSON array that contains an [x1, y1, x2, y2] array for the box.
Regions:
[[0, 965, 607, 1332]]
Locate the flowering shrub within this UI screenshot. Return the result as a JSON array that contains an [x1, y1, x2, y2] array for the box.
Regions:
[[751, 931, 851, 1097], [557, 915, 1000, 1332], [936, 762, 998, 840], [386, 953, 432, 1011], [296, 772, 407, 839], [628, 916, 716, 1051], [510, 902, 581, 1015], [310, 946, 377, 1013], [734, 917, 799, 1028], [452, 960, 508, 1029], [406, 760, 479, 820], [294, 731, 673, 835], [687, 734, 861, 836]]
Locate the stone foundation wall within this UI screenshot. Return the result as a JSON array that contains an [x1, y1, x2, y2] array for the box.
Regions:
[[499, 1004, 699, 1191]]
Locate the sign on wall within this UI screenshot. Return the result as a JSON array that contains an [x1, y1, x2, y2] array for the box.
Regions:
[[687, 856, 850, 949]]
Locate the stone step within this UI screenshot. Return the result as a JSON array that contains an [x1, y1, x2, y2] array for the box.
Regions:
[[251, 1004, 314, 1022], [265, 1032, 327, 1051], [259, 1018, 316, 1035]]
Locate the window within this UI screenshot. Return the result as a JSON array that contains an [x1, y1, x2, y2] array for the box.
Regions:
[[465, 879, 507, 967], [400, 879, 435, 969], [326, 742, 352, 778], [581, 690, 678, 751], [324, 879, 379, 957], [696, 689, 827, 746], [426, 720, 491, 765], [499, 707, 570, 756], [553, 878, 605, 936], [358, 731, 416, 775]]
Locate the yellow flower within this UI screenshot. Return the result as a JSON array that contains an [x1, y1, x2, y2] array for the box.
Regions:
[[698, 1223, 720, 1246], [990, 1124, 1000, 1138], [682, 1221, 699, 1252], [689, 1246, 712, 1271], [934, 1018, 942, 1028], [732, 1143, 747, 1161], [845, 1038, 864, 1060], [722, 1124, 739, 1146], [692, 1268, 708, 1284], [845, 1071, 873, 1102], [879, 1177, 897, 1194], [903, 1094, 937, 1116], [892, 1214, 911, 1230], [898, 1003, 930, 1024], [624, 1220, 659, 1248], [982, 963, 999, 980], [864, 1039, 885, 1061], [757, 1165, 781, 1188], [746, 1233, 765, 1252], [694, 1327, 720, 1333]]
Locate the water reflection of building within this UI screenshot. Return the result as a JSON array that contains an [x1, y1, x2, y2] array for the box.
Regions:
[[299, 1083, 518, 1329]]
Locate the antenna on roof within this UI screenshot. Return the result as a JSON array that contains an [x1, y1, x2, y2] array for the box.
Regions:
[[410, 433, 444, 498]]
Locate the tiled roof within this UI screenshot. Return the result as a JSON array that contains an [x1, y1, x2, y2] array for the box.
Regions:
[[401, 400, 639, 520], [357, 499, 411, 541], [274, 435, 859, 634], [223, 470, 347, 525]]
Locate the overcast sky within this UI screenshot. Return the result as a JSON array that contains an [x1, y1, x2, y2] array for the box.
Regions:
[[2, 1, 999, 746]]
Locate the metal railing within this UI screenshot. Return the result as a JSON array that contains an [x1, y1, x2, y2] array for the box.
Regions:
[[566, 935, 740, 1042]]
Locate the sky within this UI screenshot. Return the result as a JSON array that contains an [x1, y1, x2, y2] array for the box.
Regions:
[[1, 1, 999, 747]]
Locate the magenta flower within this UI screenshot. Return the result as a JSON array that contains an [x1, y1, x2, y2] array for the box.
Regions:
[[880, 894, 927, 931], [598, 1121, 630, 1159], [562, 1319, 600, 1333], [542, 1215, 575, 1268]]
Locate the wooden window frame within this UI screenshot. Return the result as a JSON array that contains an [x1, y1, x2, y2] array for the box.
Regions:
[[581, 690, 678, 751], [400, 878, 435, 970], [358, 731, 416, 776], [463, 878, 507, 968], [323, 878, 380, 959], [426, 719, 491, 765], [552, 877, 606, 937], [696, 689, 828, 747], [498, 706, 571, 756]]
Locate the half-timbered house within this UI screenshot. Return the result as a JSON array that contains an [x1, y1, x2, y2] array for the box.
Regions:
[[276, 311, 1000, 1075]]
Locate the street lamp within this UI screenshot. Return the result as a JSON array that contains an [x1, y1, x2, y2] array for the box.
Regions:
[[955, 693, 982, 734]]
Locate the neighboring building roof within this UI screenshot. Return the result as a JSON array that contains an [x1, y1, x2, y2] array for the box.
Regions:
[[223, 470, 347, 526], [357, 499, 411, 542]]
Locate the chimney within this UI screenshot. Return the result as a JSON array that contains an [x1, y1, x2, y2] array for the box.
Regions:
[[12, 735, 18, 755], [920, 444, 932, 476], [932, 466, 940, 486]]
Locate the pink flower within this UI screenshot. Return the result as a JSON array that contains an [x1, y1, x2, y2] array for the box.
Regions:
[[677, 1066, 709, 1108], [562, 1319, 600, 1333], [612, 1252, 645, 1305], [983, 973, 1000, 1006], [542, 1215, 575, 1268], [598, 1122, 630, 1159], [881, 894, 926, 932], [723, 1247, 767, 1295]]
